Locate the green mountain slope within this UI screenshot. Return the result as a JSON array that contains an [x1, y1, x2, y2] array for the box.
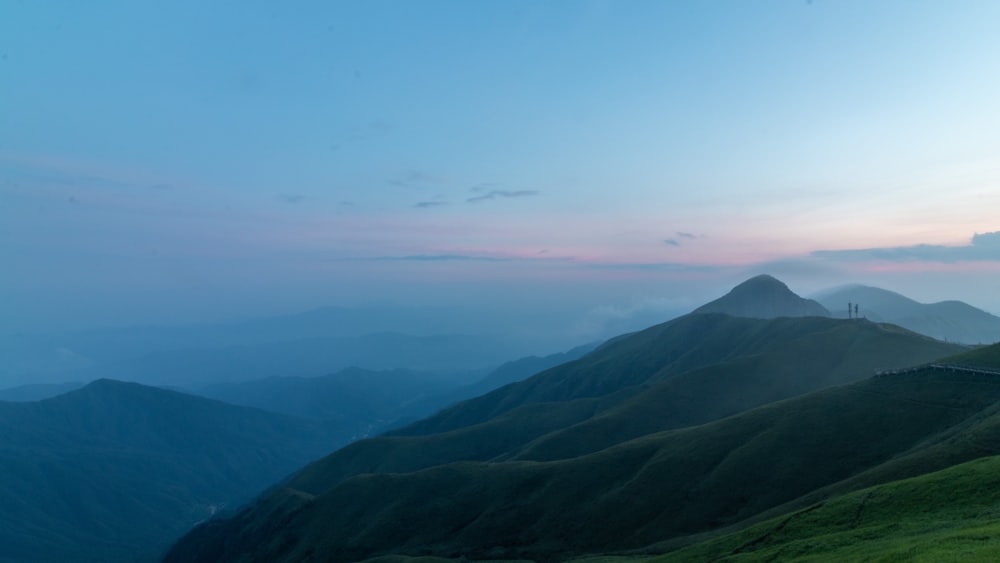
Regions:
[[284, 315, 959, 497], [0, 379, 341, 563], [396, 314, 929, 439], [510, 318, 959, 462], [655, 453, 1000, 562], [164, 313, 976, 563], [165, 369, 1000, 562]]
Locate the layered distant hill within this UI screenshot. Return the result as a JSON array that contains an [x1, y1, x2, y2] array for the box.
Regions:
[[164, 275, 974, 562], [816, 284, 1000, 344], [191, 343, 596, 438], [0, 381, 85, 402], [0, 304, 556, 388], [3, 332, 525, 389], [0, 380, 341, 563], [692, 274, 830, 318], [194, 368, 462, 437]]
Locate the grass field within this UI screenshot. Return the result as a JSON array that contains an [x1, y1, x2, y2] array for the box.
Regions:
[[648, 454, 1000, 561]]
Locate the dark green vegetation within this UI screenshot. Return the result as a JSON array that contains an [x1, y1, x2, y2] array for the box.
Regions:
[[817, 284, 1000, 345], [0, 380, 342, 563], [165, 309, 981, 562], [653, 453, 1000, 561]]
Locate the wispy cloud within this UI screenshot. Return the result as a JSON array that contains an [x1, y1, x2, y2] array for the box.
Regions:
[[414, 201, 448, 209], [466, 189, 539, 203], [664, 231, 703, 247], [572, 297, 693, 340], [584, 261, 725, 273], [812, 231, 1000, 263], [330, 254, 511, 263], [0, 151, 167, 194], [389, 170, 439, 188], [382, 254, 508, 262], [278, 194, 305, 203], [328, 250, 578, 264]]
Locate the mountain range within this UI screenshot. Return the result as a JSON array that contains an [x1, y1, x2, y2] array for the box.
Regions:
[[0, 303, 561, 388], [10, 274, 1000, 562], [816, 284, 1000, 345], [164, 275, 982, 562], [0, 345, 598, 562]]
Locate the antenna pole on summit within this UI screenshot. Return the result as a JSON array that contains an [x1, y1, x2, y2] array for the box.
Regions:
[[848, 302, 853, 320]]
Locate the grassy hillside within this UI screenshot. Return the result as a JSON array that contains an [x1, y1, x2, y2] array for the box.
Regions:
[[284, 315, 960, 497], [511, 318, 960, 462], [654, 454, 1000, 561], [396, 315, 954, 439], [945, 341, 1000, 368], [165, 368, 1000, 562], [0, 379, 341, 563]]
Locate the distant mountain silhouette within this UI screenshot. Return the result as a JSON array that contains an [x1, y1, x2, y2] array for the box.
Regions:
[[189, 343, 598, 439], [195, 367, 463, 440], [0, 380, 85, 402], [1, 303, 557, 388], [816, 284, 1000, 344], [9, 332, 523, 388], [0, 379, 341, 563], [692, 274, 830, 318]]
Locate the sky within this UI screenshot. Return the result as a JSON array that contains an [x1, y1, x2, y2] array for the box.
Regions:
[[2, 0, 1000, 337]]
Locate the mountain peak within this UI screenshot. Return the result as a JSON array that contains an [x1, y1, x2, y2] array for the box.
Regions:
[[693, 275, 830, 319], [734, 274, 788, 290]]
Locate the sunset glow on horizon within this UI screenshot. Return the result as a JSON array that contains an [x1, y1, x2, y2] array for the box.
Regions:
[[3, 1, 1000, 333]]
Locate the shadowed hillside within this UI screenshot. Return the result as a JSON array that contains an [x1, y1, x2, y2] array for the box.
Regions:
[[654, 453, 1000, 562], [163, 305, 973, 563], [164, 367, 1000, 562], [0, 380, 341, 563]]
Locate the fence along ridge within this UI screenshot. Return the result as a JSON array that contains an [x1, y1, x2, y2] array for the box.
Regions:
[[874, 363, 1000, 378]]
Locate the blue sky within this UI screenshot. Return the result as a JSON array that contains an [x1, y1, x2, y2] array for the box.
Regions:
[[2, 0, 999, 335]]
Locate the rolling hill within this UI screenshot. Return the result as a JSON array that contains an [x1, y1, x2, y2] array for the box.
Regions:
[[165, 358, 1000, 562], [163, 296, 974, 562], [640, 453, 1000, 561], [0, 380, 342, 563]]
